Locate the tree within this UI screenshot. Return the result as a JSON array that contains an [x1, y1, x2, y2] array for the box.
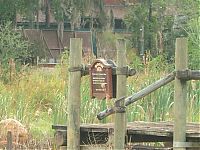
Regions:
[[124, 1, 151, 55], [0, 22, 31, 82], [0, 23, 30, 65], [176, 0, 200, 69], [0, 0, 44, 28], [50, 0, 106, 43], [124, 0, 176, 57], [0, 0, 19, 23]]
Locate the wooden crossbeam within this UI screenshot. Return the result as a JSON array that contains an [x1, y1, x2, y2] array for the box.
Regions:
[[97, 72, 175, 120]]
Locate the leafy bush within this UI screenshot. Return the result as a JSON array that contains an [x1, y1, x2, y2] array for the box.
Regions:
[[0, 22, 30, 65], [0, 22, 30, 82], [186, 18, 200, 69]]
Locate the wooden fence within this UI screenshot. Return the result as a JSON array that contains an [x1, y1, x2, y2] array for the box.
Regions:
[[97, 38, 200, 150], [63, 37, 200, 150]]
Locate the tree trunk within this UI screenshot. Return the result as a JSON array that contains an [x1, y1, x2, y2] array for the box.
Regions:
[[57, 21, 64, 55], [71, 8, 81, 30], [148, 0, 152, 51], [36, 9, 39, 29], [140, 24, 145, 56], [45, 0, 50, 28], [158, 31, 164, 53]]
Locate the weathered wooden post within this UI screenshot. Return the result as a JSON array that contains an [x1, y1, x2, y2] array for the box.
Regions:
[[7, 131, 12, 150], [67, 38, 82, 150], [114, 39, 127, 150], [173, 38, 188, 150], [9, 58, 15, 82]]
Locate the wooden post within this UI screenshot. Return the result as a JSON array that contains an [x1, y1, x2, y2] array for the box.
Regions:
[[114, 39, 127, 150], [36, 56, 39, 66], [7, 131, 12, 150], [173, 38, 188, 150], [67, 38, 82, 150], [9, 58, 15, 82]]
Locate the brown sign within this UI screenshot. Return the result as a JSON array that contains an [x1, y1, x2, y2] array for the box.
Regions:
[[90, 59, 115, 99]]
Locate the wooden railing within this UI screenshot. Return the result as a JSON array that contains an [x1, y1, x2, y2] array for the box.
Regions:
[[97, 38, 200, 150]]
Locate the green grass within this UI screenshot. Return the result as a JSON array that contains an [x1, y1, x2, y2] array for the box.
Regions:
[[127, 74, 174, 122], [0, 58, 199, 146]]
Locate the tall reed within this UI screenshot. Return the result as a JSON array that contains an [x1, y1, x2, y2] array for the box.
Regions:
[[0, 54, 199, 145]]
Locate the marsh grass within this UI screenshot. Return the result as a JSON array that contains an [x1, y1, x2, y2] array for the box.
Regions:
[[127, 73, 174, 122], [80, 76, 115, 123], [0, 66, 66, 146], [0, 54, 199, 148]]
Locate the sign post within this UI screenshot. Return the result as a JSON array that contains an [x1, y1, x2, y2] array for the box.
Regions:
[[67, 38, 82, 150], [173, 38, 188, 150], [90, 59, 116, 100], [114, 39, 127, 150]]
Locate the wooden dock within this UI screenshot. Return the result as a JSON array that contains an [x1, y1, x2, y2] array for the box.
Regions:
[[52, 121, 200, 149]]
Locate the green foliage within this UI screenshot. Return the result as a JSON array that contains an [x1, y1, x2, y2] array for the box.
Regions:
[[126, 48, 144, 72], [51, 0, 65, 21], [127, 71, 199, 122], [97, 31, 120, 51], [51, 0, 106, 29], [124, 0, 199, 71], [0, 22, 31, 82], [124, 1, 159, 54], [0, 0, 41, 23], [0, 67, 66, 142], [0, 22, 30, 64], [0, 59, 199, 147], [0, 0, 199, 146], [18, 0, 40, 19], [0, 0, 17, 22], [182, 0, 199, 69], [186, 15, 200, 69], [147, 54, 174, 73], [124, 3, 148, 43], [187, 81, 200, 122], [127, 80, 174, 122], [28, 39, 49, 60]]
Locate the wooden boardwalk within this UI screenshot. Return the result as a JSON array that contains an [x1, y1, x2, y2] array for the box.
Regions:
[[52, 121, 200, 149]]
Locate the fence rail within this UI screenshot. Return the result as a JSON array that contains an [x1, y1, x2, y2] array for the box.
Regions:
[[97, 69, 200, 120], [97, 72, 175, 120]]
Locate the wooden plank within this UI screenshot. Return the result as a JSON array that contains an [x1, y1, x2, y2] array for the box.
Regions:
[[60, 145, 108, 150], [67, 38, 82, 150], [173, 38, 188, 150], [53, 122, 200, 146], [132, 145, 172, 150], [97, 73, 175, 120], [53, 122, 200, 136], [80, 145, 108, 150], [114, 39, 127, 150]]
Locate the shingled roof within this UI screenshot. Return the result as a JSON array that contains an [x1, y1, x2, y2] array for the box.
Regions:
[[104, 0, 124, 6]]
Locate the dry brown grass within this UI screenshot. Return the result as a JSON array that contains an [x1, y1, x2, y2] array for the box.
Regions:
[[0, 119, 28, 147]]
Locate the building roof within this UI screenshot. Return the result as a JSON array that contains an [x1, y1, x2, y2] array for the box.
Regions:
[[104, 0, 124, 6], [104, 0, 140, 6]]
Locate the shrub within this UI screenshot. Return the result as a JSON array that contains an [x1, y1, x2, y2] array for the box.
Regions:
[[0, 22, 30, 83]]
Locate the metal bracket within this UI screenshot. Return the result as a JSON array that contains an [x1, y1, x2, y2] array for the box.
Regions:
[[114, 96, 126, 113], [68, 64, 89, 76], [176, 69, 191, 80], [114, 106, 126, 113], [68, 66, 82, 72], [173, 142, 200, 148], [176, 69, 200, 80], [116, 66, 136, 77], [80, 64, 89, 76]]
